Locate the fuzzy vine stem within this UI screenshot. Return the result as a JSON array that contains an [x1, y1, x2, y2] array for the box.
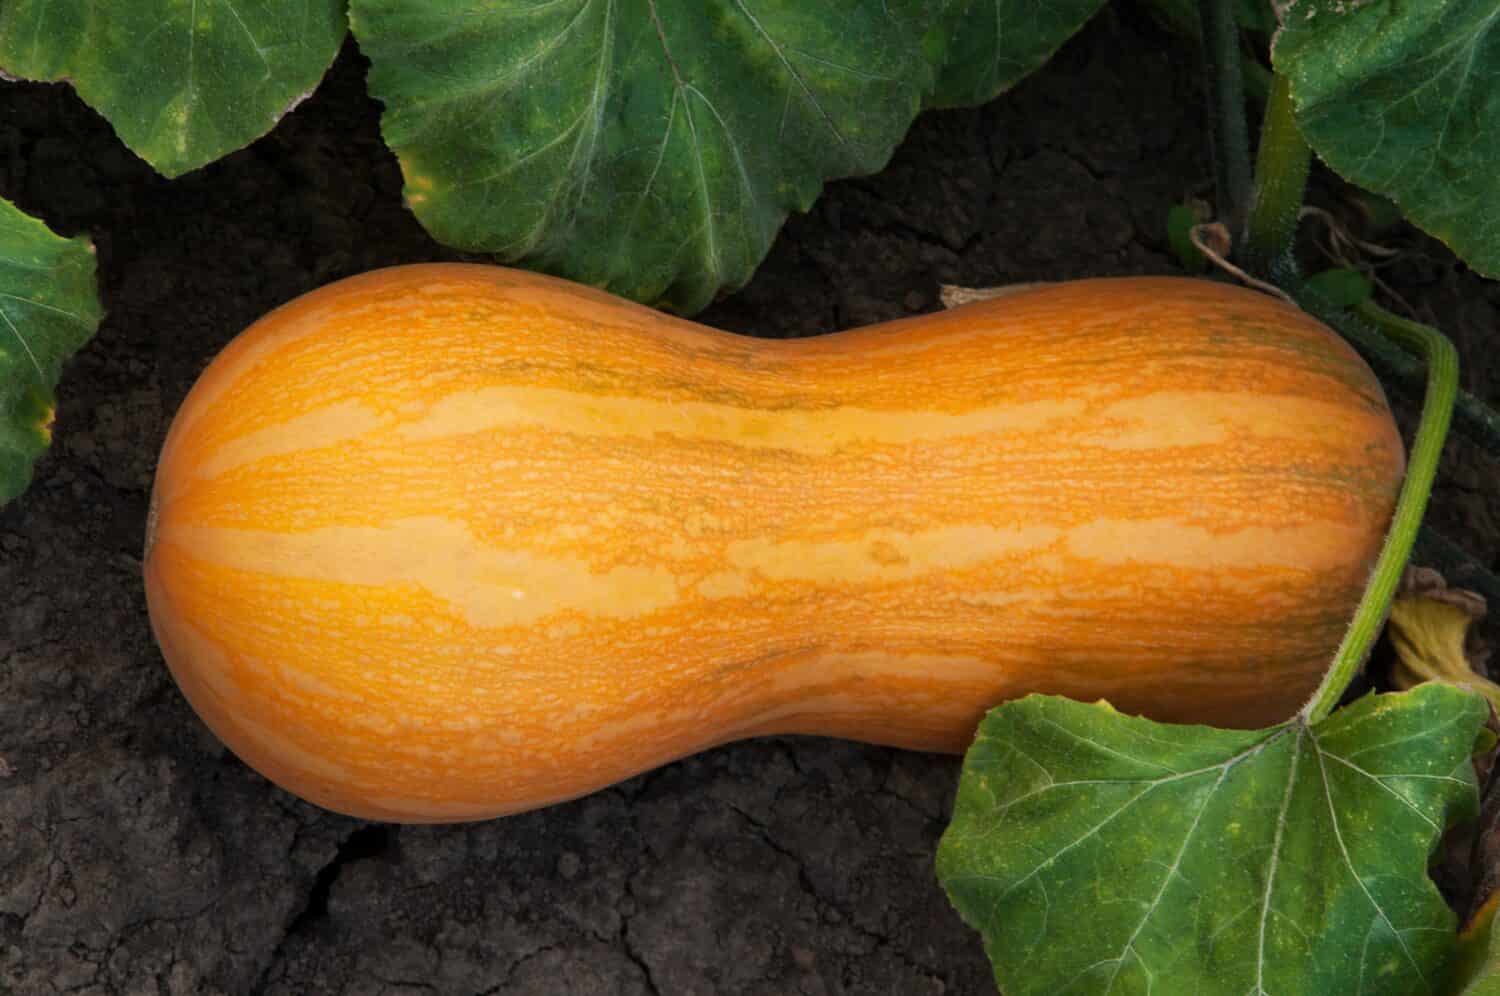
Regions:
[[1301, 316, 1458, 724], [1146, 0, 1271, 106], [1350, 303, 1500, 609], [1199, 0, 1252, 237], [1242, 73, 1307, 282]]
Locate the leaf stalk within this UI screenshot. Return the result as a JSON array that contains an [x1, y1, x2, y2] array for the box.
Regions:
[[1199, 0, 1253, 238], [1242, 73, 1308, 281], [1300, 311, 1458, 724]]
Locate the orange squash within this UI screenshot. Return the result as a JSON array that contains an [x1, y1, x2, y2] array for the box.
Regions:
[[143, 264, 1403, 822]]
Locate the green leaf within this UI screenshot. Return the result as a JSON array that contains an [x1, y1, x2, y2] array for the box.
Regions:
[[350, 0, 949, 314], [347, 1, 1111, 312], [0, 199, 102, 504], [1273, 2, 1500, 279], [0, 0, 347, 177], [936, 684, 1487, 995], [923, 0, 1105, 110], [1166, 202, 1209, 273], [1304, 267, 1374, 309]]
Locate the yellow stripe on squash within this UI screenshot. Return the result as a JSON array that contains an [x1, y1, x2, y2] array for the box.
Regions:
[[143, 264, 1404, 822]]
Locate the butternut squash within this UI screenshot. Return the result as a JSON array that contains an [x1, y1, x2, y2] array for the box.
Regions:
[[143, 264, 1404, 822]]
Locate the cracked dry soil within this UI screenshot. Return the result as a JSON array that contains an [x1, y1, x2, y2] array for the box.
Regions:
[[4, 8, 1500, 996]]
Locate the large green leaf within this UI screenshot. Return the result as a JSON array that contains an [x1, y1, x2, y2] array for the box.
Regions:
[[350, 0, 945, 313], [924, 0, 1106, 109], [937, 684, 1487, 995], [0, 0, 347, 177], [0, 199, 101, 504], [349, 1, 1114, 312], [1273, 2, 1500, 279]]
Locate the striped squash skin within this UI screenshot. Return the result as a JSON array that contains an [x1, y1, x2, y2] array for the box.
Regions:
[[143, 264, 1403, 822]]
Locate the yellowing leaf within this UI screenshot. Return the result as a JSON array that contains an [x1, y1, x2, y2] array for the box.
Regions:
[[1389, 567, 1496, 714]]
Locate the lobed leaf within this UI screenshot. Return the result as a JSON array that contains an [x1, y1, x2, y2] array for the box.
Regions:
[[350, 0, 1106, 313], [0, 0, 347, 177], [350, 0, 943, 314], [1273, 1, 1500, 279], [937, 684, 1488, 995]]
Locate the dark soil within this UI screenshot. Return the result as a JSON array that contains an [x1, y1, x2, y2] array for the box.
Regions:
[[2, 7, 1498, 995]]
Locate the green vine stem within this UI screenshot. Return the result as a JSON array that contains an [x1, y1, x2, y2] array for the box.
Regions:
[[1348, 306, 1500, 597], [1242, 73, 1307, 281], [1301, 316, 1459, 724], [1199, 0, 1252, 235], [1229, 61, 1499, 718], [1145, 0, 1271, 106]]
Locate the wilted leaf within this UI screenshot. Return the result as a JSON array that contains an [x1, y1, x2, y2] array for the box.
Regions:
[[937, 684, 1487, 995], [0, 0, 347, 177], [1273, 1, 1500, 278], [0, 199, 101, 503], [1389, 566, 1496, 714]]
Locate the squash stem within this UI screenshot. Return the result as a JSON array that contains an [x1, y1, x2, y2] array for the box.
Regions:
[[1243, 74, 1309, 282], [1199, 0, 1253, 239], [1300, 313, 1459, 725]]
